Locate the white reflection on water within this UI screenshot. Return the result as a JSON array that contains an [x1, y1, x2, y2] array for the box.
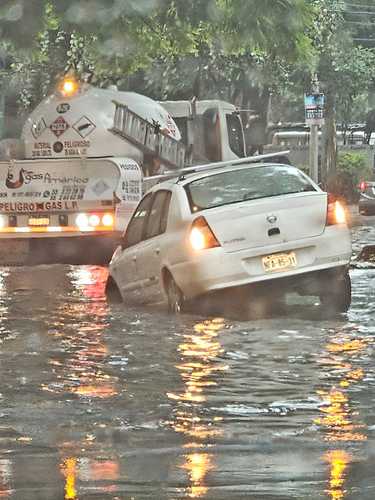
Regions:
[[42, 266, 119, 398], [167, 317, 228, 497], [0, 458, 13, 498]]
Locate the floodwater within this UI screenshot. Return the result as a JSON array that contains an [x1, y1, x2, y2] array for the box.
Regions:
[[1, 212, 375, 499]]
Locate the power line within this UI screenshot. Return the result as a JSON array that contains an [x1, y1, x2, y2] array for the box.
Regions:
[[345, 20, 375, 24], [344, 10, 375, 15], [345, 3, 375, 10]]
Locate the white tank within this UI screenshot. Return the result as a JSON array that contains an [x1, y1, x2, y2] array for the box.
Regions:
[[22, 85, 181, 161]]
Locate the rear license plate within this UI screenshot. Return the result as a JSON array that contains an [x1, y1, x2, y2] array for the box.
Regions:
[[262, 251, 297, 272], [28, 217, 50, 227]]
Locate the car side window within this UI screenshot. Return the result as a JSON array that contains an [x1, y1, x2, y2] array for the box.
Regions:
[[159, 192, 171, 234], [145, 190, 171, 239], [123, 193, 153, 248]]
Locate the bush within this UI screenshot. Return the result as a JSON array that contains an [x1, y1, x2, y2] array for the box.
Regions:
[[328, 152, 372, 202]]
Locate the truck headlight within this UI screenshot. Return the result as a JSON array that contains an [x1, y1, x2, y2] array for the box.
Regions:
[[76, 213, 89, 228]]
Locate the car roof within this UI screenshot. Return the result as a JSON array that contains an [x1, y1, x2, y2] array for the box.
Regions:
[[150, 161, 299, 191]]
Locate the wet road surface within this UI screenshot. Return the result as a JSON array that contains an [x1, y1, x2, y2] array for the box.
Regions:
[[1, 209, 375, 499]]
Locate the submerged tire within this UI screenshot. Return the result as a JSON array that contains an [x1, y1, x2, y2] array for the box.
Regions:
[[165, 274, 185, 313], [319, 272, 351, 313], [105, 276, 122, 303]]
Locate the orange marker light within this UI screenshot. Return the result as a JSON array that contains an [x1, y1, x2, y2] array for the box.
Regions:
[[102, 213, 114, 227], [60, 78, 78, 97]]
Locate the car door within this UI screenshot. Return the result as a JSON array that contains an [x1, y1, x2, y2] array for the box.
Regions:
[[111, 193, 153, 301], [135, 190, 172, 303]]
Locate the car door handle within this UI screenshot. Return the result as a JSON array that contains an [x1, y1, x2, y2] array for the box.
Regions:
[[155, 248, 160, 255], [132, 255, 137, 262]]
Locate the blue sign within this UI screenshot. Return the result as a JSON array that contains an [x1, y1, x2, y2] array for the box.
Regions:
[[304, 93, 325, 123]]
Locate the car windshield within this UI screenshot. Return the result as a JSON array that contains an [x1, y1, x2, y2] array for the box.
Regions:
[[184, 164, 316, 211]]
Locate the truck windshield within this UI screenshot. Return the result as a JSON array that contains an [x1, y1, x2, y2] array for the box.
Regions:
[[226, 113, 245, 158], [184, 164, 316, 212]]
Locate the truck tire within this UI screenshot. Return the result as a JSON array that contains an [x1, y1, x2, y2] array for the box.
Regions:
[[165, 274, 185, 313], [319, 272, 351, 313], [105, 276, 122, 303]]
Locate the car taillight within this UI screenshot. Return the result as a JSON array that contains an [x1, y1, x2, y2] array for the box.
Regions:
[[189, 216, 220, 251], [326, 194, 346, 225], [359, 181, 368, 192]]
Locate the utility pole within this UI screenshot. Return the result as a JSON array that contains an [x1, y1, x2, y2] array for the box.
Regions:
[[305, 76, 324, 184]]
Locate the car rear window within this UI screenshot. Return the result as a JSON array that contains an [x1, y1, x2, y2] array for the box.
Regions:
[[184, 164, 316, 212]]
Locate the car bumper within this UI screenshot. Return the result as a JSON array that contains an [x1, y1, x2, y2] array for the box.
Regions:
[[170, 226, 352, 299]]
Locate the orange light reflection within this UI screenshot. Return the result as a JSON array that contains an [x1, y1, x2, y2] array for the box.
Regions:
[[317, 332, 368, 500], [168, 317, 227, 497]]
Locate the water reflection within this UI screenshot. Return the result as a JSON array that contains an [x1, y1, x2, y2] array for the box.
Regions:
[[43, 266, 119, 398], [60, 455, 120, 499], [0, 459, 12, 498], [316, 330, 369, 499], [323, 450, 352, 500], [167, 317, 228, 497], [61, 457, 77, 500]]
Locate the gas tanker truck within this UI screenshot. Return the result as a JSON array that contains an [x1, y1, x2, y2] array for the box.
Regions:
[[0, 77, 246, 264]]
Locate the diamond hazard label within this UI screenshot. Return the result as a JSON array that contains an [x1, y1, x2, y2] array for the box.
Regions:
[[73, 116, 96, 138], [50, 116, 69, 138], [92, 179, 110, 196]]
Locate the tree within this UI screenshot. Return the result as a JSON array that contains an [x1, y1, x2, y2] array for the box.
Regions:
[[310, 0, 375, 185]]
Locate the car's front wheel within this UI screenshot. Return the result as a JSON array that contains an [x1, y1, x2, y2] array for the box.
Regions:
[[165, 274, 185, 313], [319, 272, 351, 313]]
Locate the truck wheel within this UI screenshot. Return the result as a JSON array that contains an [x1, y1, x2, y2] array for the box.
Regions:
[[105, 276, 122, 303], [319, 272, 351, 313], [166, 274, 185, 313]]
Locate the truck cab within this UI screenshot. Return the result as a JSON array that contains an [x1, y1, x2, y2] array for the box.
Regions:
[[160, 100, 246, 164]]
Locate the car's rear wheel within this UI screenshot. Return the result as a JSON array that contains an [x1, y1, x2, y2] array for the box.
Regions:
[[165, 274, 185, 313], [105, 275, 122, 303], [319, 272, 351, 312]]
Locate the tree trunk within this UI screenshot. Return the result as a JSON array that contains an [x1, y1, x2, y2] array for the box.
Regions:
[[321, 90, 337, 188]]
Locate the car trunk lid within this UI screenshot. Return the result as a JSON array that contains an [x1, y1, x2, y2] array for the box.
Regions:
[[201, 192, 328, 252]]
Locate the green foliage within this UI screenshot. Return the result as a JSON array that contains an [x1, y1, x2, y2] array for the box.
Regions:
[[0, 0, 44, 49], [0, 0, 316, 106], [329, 151, 372, 201]]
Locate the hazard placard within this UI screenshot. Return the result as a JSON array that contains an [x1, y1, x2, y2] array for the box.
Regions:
[[50, 116, 70, 138]]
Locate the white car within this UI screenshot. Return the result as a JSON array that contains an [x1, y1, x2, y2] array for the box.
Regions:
[[106, 162, 352, 313]]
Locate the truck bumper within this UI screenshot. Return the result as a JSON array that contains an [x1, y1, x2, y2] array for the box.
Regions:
[[0, 234, 121, 265]]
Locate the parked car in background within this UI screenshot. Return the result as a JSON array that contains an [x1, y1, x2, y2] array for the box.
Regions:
[[358, 181, 375, 216], [106, 161, 352, 314]]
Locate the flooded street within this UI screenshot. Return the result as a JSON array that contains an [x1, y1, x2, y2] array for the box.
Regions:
[[1, 211, 375, 499]]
